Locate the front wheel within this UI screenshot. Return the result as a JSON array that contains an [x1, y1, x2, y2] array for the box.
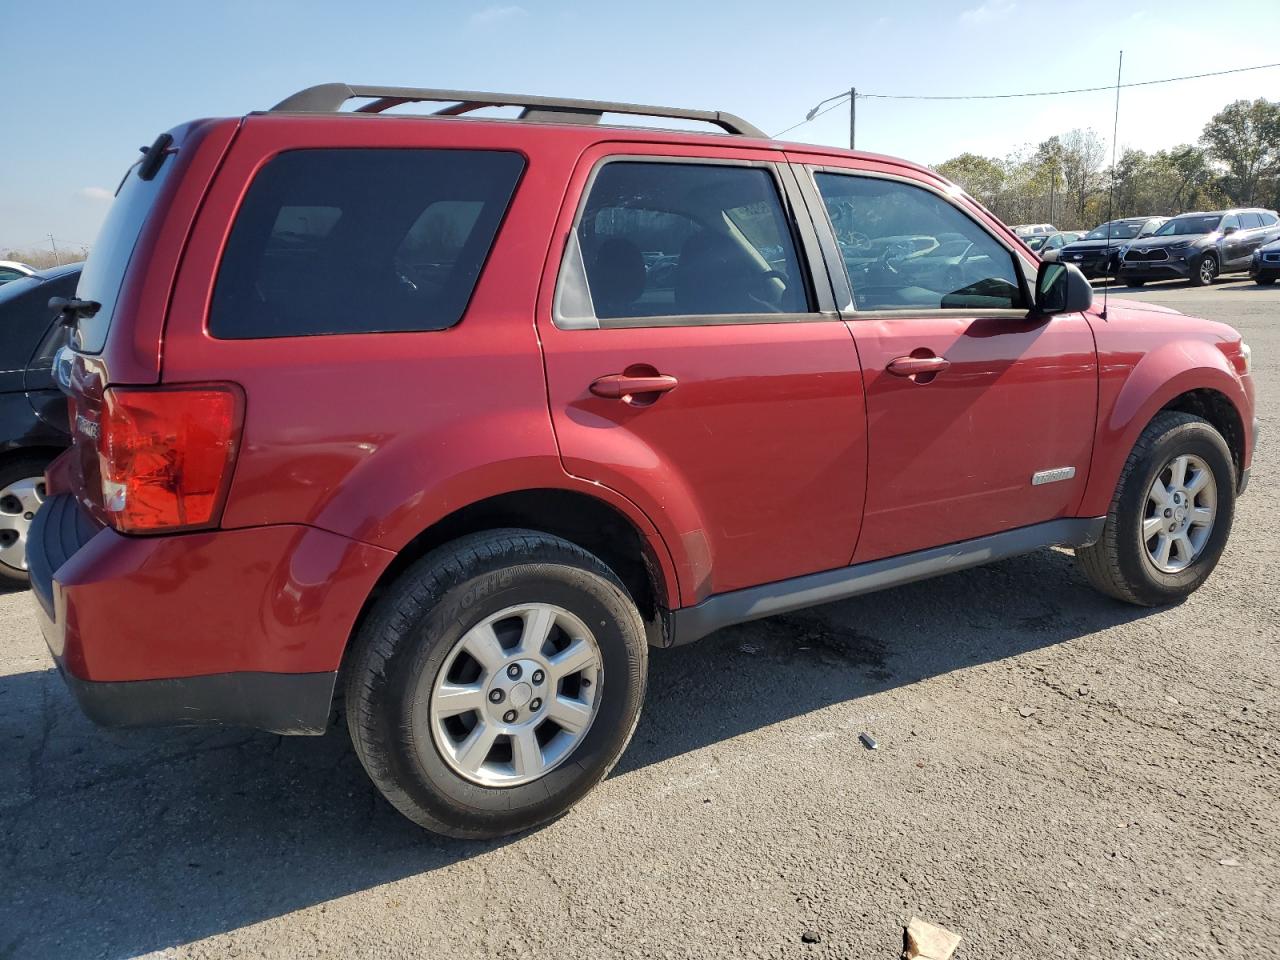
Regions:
[[1256, 276, 1276, 286], [1190, 253, 1218, 286], [1123, 276, 1145, 287], [1076, 412, 1235, 606], [345, 529, 647, 838]]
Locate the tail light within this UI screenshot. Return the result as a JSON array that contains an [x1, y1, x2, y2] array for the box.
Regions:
[[87, 384, 244, 533]]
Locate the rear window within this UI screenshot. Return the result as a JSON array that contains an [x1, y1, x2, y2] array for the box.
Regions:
[[209, 149, 524, 339], [74, 157, 174, 353]]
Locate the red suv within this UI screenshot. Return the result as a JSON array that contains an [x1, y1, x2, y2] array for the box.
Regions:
[[32, 84, 1257, 838]]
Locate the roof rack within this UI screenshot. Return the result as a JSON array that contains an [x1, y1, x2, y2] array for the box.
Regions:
[[269, 83, 769, 139]]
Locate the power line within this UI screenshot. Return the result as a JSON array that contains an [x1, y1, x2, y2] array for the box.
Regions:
[[775, 61, 1280, 137]]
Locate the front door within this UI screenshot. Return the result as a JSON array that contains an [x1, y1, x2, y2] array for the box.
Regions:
[[536, 146, 867, 604], [797, 161, 1098, 563]]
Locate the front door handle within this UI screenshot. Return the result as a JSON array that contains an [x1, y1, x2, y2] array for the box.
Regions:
[[887, 355, 951, 378], [590, 373, 679, 401]]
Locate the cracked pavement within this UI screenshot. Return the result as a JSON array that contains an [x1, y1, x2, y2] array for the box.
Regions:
[[1, 281, 1276, 959]]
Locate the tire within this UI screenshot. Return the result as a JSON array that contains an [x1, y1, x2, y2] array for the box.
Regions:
[[1076, 412, 1235, 606], [1190, 252, 1218, 287], [1123, 277, 1145, 287], [0, 457, 53, 587], [1256, 276, 1276, 286], [344, 529, 647, 838]]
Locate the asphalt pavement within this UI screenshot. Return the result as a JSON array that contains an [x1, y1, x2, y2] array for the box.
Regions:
[[1, 278, 1275, 959]]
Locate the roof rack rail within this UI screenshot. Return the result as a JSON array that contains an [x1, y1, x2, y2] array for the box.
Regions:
[[269, 83, 769, 139]]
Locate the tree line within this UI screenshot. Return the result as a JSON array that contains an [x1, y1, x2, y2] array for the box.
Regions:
[[934, 98, 1280, 230]]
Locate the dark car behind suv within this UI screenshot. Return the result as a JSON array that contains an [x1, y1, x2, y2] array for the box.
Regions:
[[1058, 216, 1167, 279], [0, 264, 75, 583], [1251, 235, 1280, 285], [1119, 208, 1280, 286]]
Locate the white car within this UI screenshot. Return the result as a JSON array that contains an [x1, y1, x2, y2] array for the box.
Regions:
[[1012, 223, 1057, 237], [0, 261, 36, 286]]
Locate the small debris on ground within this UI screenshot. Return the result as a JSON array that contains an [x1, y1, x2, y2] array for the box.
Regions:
[[1218, 858, 1241, 867], [1078, 684, 1090, 696], [859, 732, 878, 750], [1018, 706, 1035, 718], [903, 917, 962, 959], [801, 929, 821, 944]]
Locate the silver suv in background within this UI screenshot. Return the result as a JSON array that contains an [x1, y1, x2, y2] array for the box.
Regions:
[[1119, 208, 1280, 286]]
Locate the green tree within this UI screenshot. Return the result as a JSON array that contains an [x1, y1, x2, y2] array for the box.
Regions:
[[934, 153, 1006, 210], [1200, 98, 1280, 205]]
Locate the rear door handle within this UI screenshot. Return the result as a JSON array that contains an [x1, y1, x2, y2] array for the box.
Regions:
[[590, 373, 679, 401], [887, 355, 951, 378]]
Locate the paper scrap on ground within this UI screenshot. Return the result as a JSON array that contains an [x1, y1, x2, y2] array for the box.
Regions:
[[903, 916, 962, 960]]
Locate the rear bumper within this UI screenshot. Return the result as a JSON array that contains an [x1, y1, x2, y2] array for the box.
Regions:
[[30, 493, 393, 734]]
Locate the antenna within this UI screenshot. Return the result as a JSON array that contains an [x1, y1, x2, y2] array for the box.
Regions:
[[1102, 50, 1123, 320]]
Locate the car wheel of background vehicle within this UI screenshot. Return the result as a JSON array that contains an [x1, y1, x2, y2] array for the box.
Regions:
[[1124, 277, 1145, 287], [344, 529, 647, 838], [1256, 276, 1275, 286], [0, 458, 52, 586], [1076, 411, 1235, 606], [1190, 253, 1218, 287]]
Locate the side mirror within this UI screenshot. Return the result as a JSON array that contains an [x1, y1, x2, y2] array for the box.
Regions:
[[1223, 225, 1238, 235], [1034, 261, 1093, 315]]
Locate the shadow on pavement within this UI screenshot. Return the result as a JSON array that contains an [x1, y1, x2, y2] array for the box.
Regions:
[[0, 546, 1154, 959]]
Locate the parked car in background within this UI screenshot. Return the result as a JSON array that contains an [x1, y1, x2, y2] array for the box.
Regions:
[[1012, 223, 1056, 237], [1057, 216, 1168, 278], [29, 84, 1257, 839], [0, 263, 75, 584], [0, 261, 37, 286], [1119, 208, 1280, 286], [1252, 236, 1280, 285], [1024, 230, 1083, 260]]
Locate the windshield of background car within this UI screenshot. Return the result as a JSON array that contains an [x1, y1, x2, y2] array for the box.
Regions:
[[1024, 236, 1047, 250], [1084, 221, 1143, 240], [1154, 216, 1221, 237]]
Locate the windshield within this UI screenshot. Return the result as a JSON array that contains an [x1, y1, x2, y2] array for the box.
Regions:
[[1154, 215, 1221, 237], [1024, 235, 1047, 250], [1084, 221, 1144, 240]]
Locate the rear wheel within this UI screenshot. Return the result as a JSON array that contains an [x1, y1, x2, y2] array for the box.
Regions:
[[1076, 412, 1235, 606], [1256, 275, 1276, 286], [1124, 277, 1145, 287], [0, 458, 52, 586], [1190, 253, 1218, 286], [345, 529, 647, 838]]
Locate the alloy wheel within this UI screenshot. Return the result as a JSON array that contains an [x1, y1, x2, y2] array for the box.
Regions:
[[0, 477, 46, 572], [425, 603, 603, 787], [1142, 454, 1216, 573]]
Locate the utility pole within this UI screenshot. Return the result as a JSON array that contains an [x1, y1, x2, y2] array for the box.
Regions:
[[48, 234, 60, 265], [849, 88, 857, 150]]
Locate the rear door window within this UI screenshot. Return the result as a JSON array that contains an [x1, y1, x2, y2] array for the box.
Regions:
[[554, 160, 811, 328], [1237, 212, 1262, 229], [209, 149, 524, 339]]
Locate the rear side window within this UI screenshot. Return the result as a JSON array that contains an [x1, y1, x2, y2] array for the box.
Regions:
[[210, 149, 524, 339]]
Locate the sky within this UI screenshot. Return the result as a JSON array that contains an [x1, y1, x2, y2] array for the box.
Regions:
[[2, 0, 1279, 252]]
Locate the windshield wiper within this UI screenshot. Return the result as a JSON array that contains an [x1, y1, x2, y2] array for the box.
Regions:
[[48, 296, 101, 325]]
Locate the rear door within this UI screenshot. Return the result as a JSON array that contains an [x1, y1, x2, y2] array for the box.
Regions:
[[791, 156, 1098, 563], [536, 143, 867, 604]]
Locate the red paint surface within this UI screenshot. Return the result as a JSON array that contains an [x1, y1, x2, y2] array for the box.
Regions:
[[48, 112, 1256, 684]]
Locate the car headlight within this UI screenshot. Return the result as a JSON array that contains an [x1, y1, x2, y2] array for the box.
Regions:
[[1166, 240, 1192, 250], [1241, 342, 1251, 375], [1253, 249, 1262, 263]]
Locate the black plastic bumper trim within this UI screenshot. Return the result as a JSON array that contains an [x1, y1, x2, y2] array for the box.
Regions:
[[61, 668, 337, 735], [668, 517, 1106, 646]]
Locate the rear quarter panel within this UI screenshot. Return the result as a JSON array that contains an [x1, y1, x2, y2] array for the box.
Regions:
[[159, 116, 681, 602]]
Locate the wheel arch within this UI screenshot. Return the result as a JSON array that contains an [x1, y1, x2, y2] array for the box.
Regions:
[[1080, 347, 1251, 516], [345, 487, 678, 676]]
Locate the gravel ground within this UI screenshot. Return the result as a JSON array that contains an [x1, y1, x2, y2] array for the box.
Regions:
[[1, 279, 1275, 960]]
